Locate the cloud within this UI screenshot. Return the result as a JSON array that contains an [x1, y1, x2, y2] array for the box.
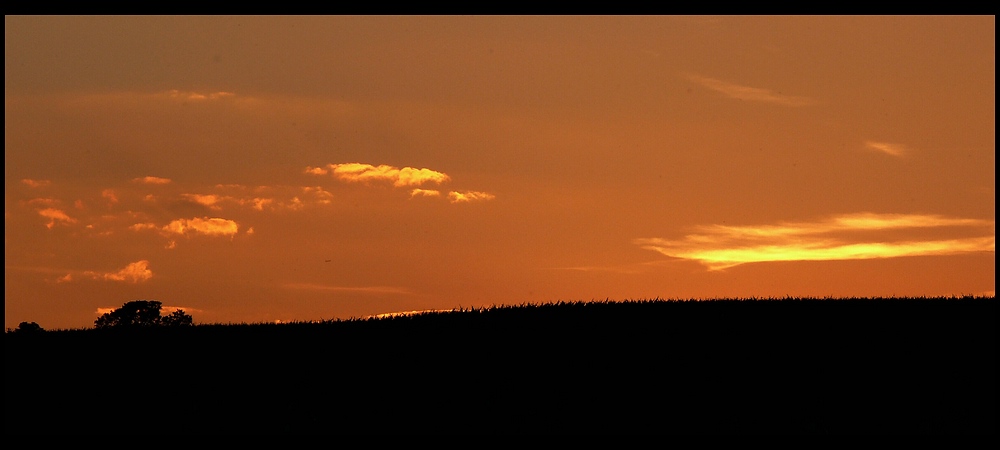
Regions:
[[635, 213, 996, 270], [283, 283, 414, 295], [301, 186, 334, 205], [686, 74, 815, 106], [27, 198, 61, 207], [71, 260, 154, 283], [410, 188, 441, 198], [161, 217, 240, 237], [21, 179, 51, 188], [307, 163, 450, 187], [101, 189, 119, 204], [181, 193, 224, 209], [133, 217, 241, 240], [37, 208, 77, 229], [448, 191, 496, 203], [864, 140, 908, 157], [133, 176, 172, 184], [164, 89, 236, 101]]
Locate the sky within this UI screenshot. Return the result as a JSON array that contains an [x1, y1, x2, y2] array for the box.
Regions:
[[5, 15, 995, 330]]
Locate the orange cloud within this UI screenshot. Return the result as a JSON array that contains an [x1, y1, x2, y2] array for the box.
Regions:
[[310, 163, 450, 187], [686, 74, 815, 106], [410, 188, 441, 198], [864, 141, 908, 157], [635, 213, 996, 270], [37, 208, 76, 229], [77, 260, 154, 283], [162, 217, 239, 237], [182, 194, 224, 209], [133, 176, 172, 184], [251, 198, 274, 211], [165, 89, 236, 101], [27, 198, 61, 207], [302, 186, 334, 204], [21, 179, 51, 188], [101, 189, 119, 204], [448, 191, 496, 203]]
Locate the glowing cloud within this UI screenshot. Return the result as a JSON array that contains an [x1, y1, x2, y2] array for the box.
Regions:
[[182, 194, 224, 209], [133, 176, 172, 185], [448, 191, 496, 203], [21, 179, 51, 188], [302, 186, 334, 204], [686, 74, 814, 106], [77, 260, 154, 283], [309, 163, 450, 187], [162, 217, 239, 237], [410, 188, 441, 198], [864, 141, 908, 157], [37, 208, 77, 229], [635, 213, 995, 270]]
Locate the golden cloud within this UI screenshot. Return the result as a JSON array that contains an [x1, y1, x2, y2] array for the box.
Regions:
[[410, 188, 441, 198], [310, 163, 450, 187], [133, 176, 172, 184], [636, 213, 996, 270], [76, 260, 154, 283], [162, 217, 239, 237], [448, 191, 496, 203], [182, 193, 224, 209]]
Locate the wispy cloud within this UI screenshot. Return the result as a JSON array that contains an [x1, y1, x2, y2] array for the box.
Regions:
[[410, 188, 441, 198], [635, 213, 995, 270], [21, 179, 51, 188], [62, 260, 154, 283], [163, 89, 236, 102], [448, 191, 496, 203], [181, 193, 224, 210], [306, 163, 451, 187], [37, 208, 76, 229], [133, 176, 172, 184], [686, 74, 815, 106], [283, 283, 414, 295], [101, 189, 119, 205], [864, 140, 908, 157]]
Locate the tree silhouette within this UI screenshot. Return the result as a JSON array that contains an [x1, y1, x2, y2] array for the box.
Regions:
[[11, 322, 44, 334], [95, 300, 193, 329], [161, 309, 194, 327]]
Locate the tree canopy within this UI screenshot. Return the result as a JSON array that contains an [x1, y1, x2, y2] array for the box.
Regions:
[[10, 322, 45, 334], [95, 300, 193, 329]]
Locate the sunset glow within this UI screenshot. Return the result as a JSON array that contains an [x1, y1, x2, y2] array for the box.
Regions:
[[5, 16, 994, 329]]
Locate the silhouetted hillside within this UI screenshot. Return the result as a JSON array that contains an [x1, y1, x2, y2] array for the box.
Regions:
[[5, 297, 995, 434]]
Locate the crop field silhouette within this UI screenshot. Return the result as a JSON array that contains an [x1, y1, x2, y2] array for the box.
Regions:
[[5, 297, 994, 434]]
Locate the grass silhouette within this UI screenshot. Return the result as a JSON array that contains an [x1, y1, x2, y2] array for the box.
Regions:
[[5, 296, 994, 434]]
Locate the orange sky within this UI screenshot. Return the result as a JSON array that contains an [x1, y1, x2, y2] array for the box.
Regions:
[[5, 16, 995, 330]]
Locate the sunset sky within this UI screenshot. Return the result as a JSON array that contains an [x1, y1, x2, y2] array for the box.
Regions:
[[5, 15, 995, 330]]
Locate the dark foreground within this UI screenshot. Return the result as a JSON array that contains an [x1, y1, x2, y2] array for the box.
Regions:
[[5, 297, 995, 434]]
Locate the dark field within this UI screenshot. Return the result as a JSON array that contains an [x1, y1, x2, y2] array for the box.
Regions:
[[5, 297, 995, 434]]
